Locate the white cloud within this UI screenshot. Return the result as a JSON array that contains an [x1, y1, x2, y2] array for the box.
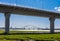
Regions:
[[54, 7, 57, 9], [54, 7, 60, 12], [57, 7, 60, 11]]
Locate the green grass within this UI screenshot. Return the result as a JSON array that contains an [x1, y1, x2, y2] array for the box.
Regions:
[[0, 30, 60, 41], [0, 34, 60, 40], [0, 34, 60, 41]]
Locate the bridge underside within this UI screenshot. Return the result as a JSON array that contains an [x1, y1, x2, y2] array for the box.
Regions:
[[0, 4, 60, 34]]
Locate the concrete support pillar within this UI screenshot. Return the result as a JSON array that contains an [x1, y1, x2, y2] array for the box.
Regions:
[[4, 12, 10, 34], [49, 16, 55, 33]]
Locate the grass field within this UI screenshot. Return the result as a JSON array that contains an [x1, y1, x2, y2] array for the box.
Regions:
[[0, 30, 60, 41], [0, 34, 60, 41]]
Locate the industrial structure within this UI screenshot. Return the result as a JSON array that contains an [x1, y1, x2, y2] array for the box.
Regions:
[[0, 4, 60, 34]]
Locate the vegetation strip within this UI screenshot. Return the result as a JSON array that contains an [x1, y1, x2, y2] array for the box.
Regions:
[[0, 34, 60, 40]]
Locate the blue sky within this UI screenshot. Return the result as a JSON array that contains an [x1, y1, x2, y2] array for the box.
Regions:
[[0, 0, 60, 28]]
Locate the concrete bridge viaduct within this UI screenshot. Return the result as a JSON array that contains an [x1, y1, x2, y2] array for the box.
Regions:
[[0, 4, 60, 34]]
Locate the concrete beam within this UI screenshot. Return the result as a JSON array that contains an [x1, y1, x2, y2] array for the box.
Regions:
[[0, 4, 60, 18], [4, 12, 10, 34], [49, 16, 55, 33]]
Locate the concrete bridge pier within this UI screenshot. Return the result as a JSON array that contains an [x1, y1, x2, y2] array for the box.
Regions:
[[4, 12, 10, 34], [49, 16, 55, 33]]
